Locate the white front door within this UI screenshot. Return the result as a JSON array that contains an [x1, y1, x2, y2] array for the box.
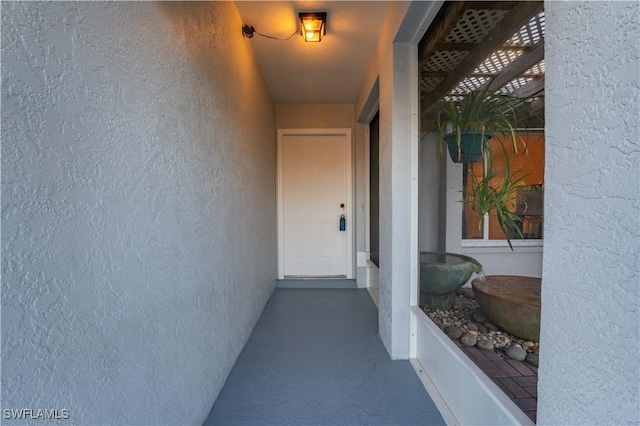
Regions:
[[278, 129, 352, 278]]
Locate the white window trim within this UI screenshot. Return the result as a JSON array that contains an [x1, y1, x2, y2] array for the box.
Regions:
[[462, 212, 543, 248], [462, 237, 543, 249]]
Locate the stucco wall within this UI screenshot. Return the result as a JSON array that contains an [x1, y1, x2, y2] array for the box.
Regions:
[[355, 1, 441, 359], [355, 1, 412, 359], [1, 2, 276, 424], [539, 1, 639, 424]]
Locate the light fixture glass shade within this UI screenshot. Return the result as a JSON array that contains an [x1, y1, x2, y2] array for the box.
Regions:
[[299, 12, 326, 42]]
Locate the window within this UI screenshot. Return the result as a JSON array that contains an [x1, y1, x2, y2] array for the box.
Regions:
[[462, 133, 544, 245], [369, 111, 380, 266]]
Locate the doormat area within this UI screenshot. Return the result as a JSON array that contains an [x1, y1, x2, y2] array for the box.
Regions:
[[276, 279, 357, 289]]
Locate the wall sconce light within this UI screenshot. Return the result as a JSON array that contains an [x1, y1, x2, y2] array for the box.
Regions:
[[299, 12, 326, 42]]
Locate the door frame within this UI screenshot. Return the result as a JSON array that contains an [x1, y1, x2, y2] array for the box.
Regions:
[[277, 128, 353, 280]]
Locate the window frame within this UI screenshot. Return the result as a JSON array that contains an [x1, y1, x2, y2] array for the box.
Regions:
[[461, 132, 544, 248]]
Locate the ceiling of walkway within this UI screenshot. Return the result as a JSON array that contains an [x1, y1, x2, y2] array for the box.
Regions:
[[235, 1, 390, 104], [235, 1, 545, 114]]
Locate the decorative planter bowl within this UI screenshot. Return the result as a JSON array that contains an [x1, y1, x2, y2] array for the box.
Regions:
[[472, 275, 541, 342], [420, 252, 482, 309], [445, 131, 491, 163]]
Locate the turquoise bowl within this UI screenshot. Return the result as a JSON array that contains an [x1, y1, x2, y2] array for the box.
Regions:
[[420, 251, 482, 309]]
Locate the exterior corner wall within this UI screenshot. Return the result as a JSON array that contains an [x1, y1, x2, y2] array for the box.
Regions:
[[368, 2, 413, 358], [356, 2, 418, 359], [538, 1, 640, 424], [1, 2, 276, 424], [354, 0, 440, 360]]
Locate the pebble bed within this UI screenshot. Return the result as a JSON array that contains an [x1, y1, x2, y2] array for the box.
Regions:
[[421, 288, 539, 365]]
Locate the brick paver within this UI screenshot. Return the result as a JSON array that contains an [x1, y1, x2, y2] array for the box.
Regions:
[[507, 359, 537, 376], [514, 397, 538, 411], [523, 385, 537, 398], [494, 359, 522, 377], [513, 376, 538, 387], [497, 377, 531, 398], [454, 340, 538, 423]]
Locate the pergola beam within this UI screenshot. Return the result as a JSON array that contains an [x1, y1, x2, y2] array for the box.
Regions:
[[433, 42, 532, 52], [511, 76, 545, 98], [487, 41, 545, 91], [418, 2, 475, 64], [421, 71, 544, 79], [469, 1, 519, 10]]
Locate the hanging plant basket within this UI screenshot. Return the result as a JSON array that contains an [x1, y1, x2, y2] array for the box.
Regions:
[[445, 131, 491, 163]]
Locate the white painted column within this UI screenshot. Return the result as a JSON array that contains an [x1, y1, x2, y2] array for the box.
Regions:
[[376, 39, 414, 358]]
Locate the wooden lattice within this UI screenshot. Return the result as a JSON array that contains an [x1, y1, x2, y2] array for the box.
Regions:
[[474, 50, 524, 75], [444, 9, 509, 44], [419, 1, 546, 112], [420, 78, 444, 93], [506, 12, 546, 46], [423, 50, 470, 72]]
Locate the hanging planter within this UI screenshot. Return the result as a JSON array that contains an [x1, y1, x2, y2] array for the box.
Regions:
[[444, 131, 491, 163], [435, 81, 534, 247], [436, 82, 523, 165]]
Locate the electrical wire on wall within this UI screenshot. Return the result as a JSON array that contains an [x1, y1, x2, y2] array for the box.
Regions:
[[242, 24, 299, 41]]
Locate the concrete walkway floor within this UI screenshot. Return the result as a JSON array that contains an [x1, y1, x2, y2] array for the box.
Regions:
[[204, 289, 445, 425]]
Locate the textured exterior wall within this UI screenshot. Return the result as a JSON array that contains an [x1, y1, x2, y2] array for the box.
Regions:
[[355, 1, 443, 359], [1, 2, 276, 424], [355, 1, 413, 358], [355, 0, 445, 359], [539, 1, 639, 424]]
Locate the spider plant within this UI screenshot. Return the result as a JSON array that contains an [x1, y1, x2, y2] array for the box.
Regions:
[[436, 83, 524, 162], [467, 141, 529, 249]]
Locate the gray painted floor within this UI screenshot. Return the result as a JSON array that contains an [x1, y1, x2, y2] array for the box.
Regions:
[[204, 289, 445, 425]]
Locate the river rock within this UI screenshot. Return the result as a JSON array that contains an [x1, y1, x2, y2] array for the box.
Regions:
[[475, 322, 488, 333], [421, 294, 540, 359], [476, 338, 494, 351], [472, 310, 486, 323], [444, 325, 463, 339], [484, 321, 499, 331], [496, 336, 511, 348], [506, 344, 527, 361], [526, 353, 539, 367], [460, 332, 477, 347], [456, 287, 475, 299]]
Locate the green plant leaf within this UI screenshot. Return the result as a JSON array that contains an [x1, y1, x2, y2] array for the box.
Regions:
[[467, 140, 529, 250]]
